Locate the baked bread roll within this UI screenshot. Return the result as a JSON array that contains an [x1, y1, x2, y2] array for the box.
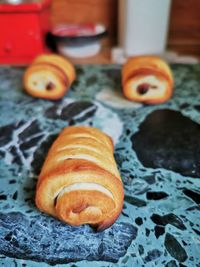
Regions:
[[122, 56, 174, 104], [35, 126, 124, 231], [23, 54, 76, 100]]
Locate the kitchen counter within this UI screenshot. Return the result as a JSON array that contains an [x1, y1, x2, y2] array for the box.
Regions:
[[0, 64, 199, 267]]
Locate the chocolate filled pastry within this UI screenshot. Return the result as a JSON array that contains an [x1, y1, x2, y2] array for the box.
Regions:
[[35, 126, 124, 231], [122, 56, 174, 104], [23, 54, 76, 100]]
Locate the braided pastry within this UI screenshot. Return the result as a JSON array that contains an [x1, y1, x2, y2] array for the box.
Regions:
[[35, 126, 124, 231]]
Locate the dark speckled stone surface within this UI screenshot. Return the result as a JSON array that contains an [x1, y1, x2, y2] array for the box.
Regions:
[[0, 212, 137, 265], [132, 109, 200, 178], [0, 64, 200, 267]]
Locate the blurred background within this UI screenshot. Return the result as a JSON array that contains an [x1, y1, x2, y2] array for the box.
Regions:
[[0, 0, 200, 64]]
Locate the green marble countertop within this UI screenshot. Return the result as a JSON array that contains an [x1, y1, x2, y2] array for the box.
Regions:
[[0, 64, 200, 267]]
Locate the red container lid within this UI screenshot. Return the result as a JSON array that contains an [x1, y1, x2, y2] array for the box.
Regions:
[[52, 23, 98, 37], [0, 0, 51, 13], [50, 23, 107, 45]]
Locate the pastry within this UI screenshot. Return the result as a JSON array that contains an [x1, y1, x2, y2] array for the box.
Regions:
[[35, 126, 124, 231], [122, 56, 174, 104], [23, 54, 76, 100]]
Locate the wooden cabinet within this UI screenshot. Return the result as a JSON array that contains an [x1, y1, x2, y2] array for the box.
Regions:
[[168, 0, 200, 55], [51, 0, 118, 45], [51, 0, 200, 57]]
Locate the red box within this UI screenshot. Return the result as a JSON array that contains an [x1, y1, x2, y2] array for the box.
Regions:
[[0, 0, 51, 65]]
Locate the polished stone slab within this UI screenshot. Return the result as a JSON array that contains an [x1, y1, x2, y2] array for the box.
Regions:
[[0, 64, 199, 267]]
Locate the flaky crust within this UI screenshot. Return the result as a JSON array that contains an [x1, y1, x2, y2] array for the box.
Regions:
[[122, 55, 174, 104], [35, 126, 124, 231], [23, 54, 76, 100], [33, 54, 76, 85]]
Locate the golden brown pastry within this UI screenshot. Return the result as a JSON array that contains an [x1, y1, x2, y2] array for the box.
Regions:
[[23, 54, 76, 100], [35, 126, 124, 231], [122, 56, 174, 104]]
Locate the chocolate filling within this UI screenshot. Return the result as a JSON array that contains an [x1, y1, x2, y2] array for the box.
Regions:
[[137, 83, 150, 95], [54, 196, 58, 206], [137, 83, 158, 95], [46, 82, 55, 91], [72, 203, 89, 213]]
